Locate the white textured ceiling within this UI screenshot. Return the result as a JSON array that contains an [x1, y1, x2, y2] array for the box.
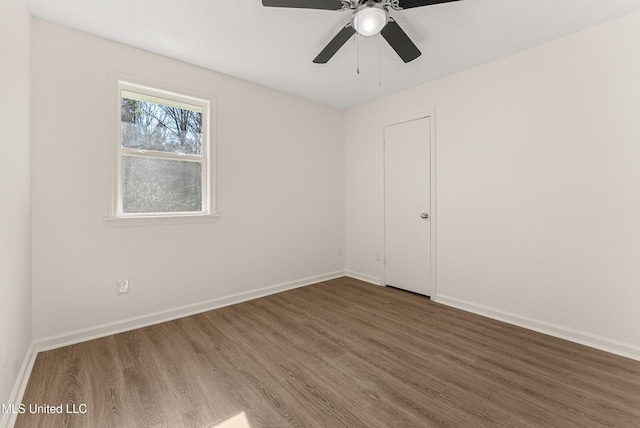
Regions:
[[28, 0, 640, 109]]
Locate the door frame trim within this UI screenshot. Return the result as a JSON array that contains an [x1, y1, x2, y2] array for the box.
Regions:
[[380, 110, 437, 298]]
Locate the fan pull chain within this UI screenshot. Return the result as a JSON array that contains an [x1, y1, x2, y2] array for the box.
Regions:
[[356, 33, 360, 75], [379, 35, 382, 86]]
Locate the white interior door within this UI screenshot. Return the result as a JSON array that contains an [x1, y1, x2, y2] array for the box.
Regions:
[[384, 116, 431, 296]]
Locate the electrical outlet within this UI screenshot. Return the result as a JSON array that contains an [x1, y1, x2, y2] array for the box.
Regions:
[[338, 246, 344, 256], [116, 279, 129, 295]]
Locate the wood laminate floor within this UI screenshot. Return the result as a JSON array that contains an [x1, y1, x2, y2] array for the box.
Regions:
[[15, 277, 640, 427]]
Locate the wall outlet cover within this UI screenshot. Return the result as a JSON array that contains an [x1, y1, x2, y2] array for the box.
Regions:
[[117, 279, 129, 294]]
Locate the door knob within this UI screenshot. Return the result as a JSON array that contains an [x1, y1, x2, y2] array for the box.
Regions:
[[421, 213, 429, 219]]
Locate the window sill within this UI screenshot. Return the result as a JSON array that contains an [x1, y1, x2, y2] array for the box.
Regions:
[[104, 213, 221, 227]]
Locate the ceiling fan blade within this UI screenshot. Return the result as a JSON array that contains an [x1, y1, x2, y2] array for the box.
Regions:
[[313, 24, 356, 64], [380, 20, 421, 63], [262, 0, 346, 10], [397, 0, 463, 9]]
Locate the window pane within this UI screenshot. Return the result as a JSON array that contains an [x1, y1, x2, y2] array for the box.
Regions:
[[121, 97, 203, 155], [122, 156, 202, 214]]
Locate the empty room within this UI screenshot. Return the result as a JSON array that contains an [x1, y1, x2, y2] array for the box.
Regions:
[[2, 0, 640, 427]]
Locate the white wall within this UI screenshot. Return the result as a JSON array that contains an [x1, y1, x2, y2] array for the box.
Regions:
[[346, 12, 640, 357], [31, 20, 345, 340], [0, 0, 32, 413]]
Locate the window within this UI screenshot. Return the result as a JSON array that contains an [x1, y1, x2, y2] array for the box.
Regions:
[[112, 81, 213, 220]]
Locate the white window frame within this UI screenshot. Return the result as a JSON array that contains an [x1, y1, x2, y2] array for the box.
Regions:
[[106, 77, 218, 225]]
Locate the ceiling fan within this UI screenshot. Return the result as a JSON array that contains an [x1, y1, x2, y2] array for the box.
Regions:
[[262, 0, 463, 64]]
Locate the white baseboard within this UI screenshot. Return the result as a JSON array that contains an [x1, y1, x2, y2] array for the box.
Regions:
[[434, 294, 640, 362], [1, 342, 38, 428], [345, 271, 381, 286], [35, 271, 345, 352]]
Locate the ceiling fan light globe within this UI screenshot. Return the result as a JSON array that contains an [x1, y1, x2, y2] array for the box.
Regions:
[[353, 7, 387, 37]]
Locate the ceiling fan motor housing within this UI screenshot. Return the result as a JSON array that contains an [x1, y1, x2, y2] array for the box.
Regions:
[[350, 0, 403, 10]]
